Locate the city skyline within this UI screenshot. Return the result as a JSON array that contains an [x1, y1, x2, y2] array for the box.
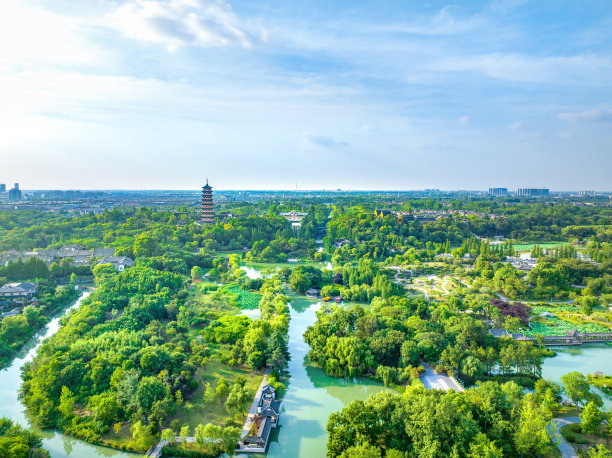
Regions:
[[1, 0, 611, 190]]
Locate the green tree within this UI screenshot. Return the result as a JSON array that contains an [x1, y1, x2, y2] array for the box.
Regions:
[[191, 265, 204, 281], [160, 428, 175, 442], [585, 446, 612, 458], [136, 376, 169, 411], [203, 382, 216, 404], [134, 233, 157, 257], [581, 402, 602, 435], [513, 395, 552, 456], [216, 378, 229, 398], [221, 426, 241, 456], [225, 382, 249, 412], [58, 386, 75, 420], [194, 423, 206, 452], [339, 442, 382, 458], [468, 433, 503, 458], [203, 423, 222, 441], [130, 420, 155, 450], [578, 295, 599, 316], [179, 425, 190, 452], [400, 340, 419, 367], [561, 372, 591, 408]]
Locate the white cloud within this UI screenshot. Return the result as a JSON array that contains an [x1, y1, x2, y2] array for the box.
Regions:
[[427, 53, 612, 84], [298, 132, 349, 149], [558, 109, 612, 123], [458, 116, 470, 125], [110, 0, 255, 50], [377, 6, 483, 36], [0, 0, 100, 67]]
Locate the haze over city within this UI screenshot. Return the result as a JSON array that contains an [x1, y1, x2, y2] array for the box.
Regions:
[[1, 0, 611, 190]]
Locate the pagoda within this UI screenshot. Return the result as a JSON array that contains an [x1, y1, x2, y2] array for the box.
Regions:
[[201, 180, 214, 224]]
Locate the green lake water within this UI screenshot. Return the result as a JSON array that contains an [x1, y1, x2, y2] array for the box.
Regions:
[[265, 295, 394, 457], [4, 264, 612, 458], [541, 345, 612, 409], [0, 291, 136, 458]]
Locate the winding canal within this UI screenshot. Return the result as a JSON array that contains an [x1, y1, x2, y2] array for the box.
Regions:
[[3, 270, 612, 458], [266, 294, 394, 457], [0, 290, 136, 458]]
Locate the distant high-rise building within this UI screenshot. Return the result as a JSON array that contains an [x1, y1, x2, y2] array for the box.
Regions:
[[200, 180, 214, 224], [0, 184, 5, 193], [8, 183, 22, 201], [488, 188, 508, 196], [516, 188, 549, 197]]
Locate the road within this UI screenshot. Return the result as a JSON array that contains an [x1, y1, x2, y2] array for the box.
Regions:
[[548, 417, 580, 458], [419, 363, 464, 392]]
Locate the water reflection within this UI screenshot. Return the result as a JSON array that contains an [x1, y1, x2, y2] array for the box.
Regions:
[[0, 291, 137, 458], [265, 297, 393, 457]]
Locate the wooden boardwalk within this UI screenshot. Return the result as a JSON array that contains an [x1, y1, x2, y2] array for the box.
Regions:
[[236, 367, 272, 454]]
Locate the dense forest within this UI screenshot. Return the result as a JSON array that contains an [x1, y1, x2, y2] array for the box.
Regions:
[[0, 194, 610, 456]]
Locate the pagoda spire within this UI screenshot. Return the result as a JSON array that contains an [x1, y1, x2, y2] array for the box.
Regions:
[[201, 180, 214, 224]]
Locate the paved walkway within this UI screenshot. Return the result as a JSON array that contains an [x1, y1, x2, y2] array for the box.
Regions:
[[548, 417, 580, 458], [419, 363, 464, 392], [146, 440, 169, 458], [241, 367, 272, 439]]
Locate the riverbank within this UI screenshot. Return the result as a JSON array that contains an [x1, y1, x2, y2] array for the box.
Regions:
[[0, 290, 137, 458], [0, 284, 81, 368], [265, 295, 394, 457]]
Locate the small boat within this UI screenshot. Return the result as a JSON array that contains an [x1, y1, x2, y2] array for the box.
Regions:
[[322, 296, 332, 302], [335, 297, 342, 303]]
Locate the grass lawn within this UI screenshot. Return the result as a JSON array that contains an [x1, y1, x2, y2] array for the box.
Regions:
[[169, 281, 264, 430], [561, 423, 612, 452], [171, 356, 264, 430], [512, 241, 565, 252]]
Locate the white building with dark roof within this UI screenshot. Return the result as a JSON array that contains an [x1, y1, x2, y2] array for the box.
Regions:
[[96, 256, 133, 271], [0, 282, 39, 299]]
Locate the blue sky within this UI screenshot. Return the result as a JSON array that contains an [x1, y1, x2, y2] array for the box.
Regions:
[[0, 0, 611, 190]]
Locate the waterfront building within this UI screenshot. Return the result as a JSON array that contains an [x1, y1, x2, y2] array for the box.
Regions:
[[516, 188, 549, 197], [201, 180, 215, 224], [488, 188, 508, 196], [0, 184, 5, 193], [242, 384, 282, 453]]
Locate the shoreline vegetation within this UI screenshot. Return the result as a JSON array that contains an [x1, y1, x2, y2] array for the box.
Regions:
[[0, 195, 608, 456]]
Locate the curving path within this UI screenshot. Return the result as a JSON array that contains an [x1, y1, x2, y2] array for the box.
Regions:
[[548, 417, 580, 458]]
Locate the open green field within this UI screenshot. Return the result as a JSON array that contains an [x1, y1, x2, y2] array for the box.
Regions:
[[172, 357, 264, 430], [512, 241, 565, 252]]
